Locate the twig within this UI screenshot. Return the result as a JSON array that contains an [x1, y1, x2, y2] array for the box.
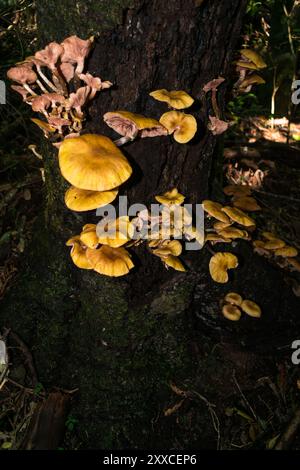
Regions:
[[275, 407, 300, 450]]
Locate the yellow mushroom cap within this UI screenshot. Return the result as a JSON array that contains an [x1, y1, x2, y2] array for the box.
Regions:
[[274, 246, 298, 258], [103, 111, 168, 138], [159, 111, 197, 144], [31, 118, 56, 133], [80, 224, 99, 249], [222, 304, 242, 321], [240, 49, 267, 69], [66, 238, 92, 269], [163, 255, 186, 272], [209, 252, 238, 283], [149, 89, 194, 109], [205, 233, 232, 243], [241, 300, 261, 318], [65, 186, 118, 212], [155, 188, 185, 206], [58, 134, 132, 191], [221, 206, 255, 227], [218, 227, 249, 240], [224, 292, 243, 306], [233, 196, 261, 212], [153, 240, 182, 258], [240, 74, 266, 88], [263, 239, 286, 250], [202, 200, 230, 224], [96, 216, 134, 248], [213, 221, 232, 231], [86, 245, 134, 277], [223, 185, 251, 197], [262, 232, 277, 240]]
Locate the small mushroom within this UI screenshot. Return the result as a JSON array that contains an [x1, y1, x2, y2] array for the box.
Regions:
[[86, 245, 134, 277], [152, 240, 182, 258], [31, 118, 56, 137], [96, 216, 134, 248], [163, 255, 186, 272], [79, 73, 112, 99], [80, 224, 99, 249], [262, 231, 277, 241], [104, 111, 168, 146], [205, 233, 232, 244], [217, 227, 249, 240], [232, 196, 261, 212], [263, 239, 286, 250], [159, 111, 197, 144], [65, 186, 118, 212], [58, 134, 132, 191], [221, 206, 255, 227], [31, 94, 52, 115], [155, 188, 185, 206], [149, 89, 194, 109], [241, 300, 261, 318], [66, 86, 91, 117], [66, 237, 92, 269], [213, 221, 232, 231], [239, 74, 266, 92], [7, 65, 37, 96], [209, 252, 238, 283], [208, 116, 229, 135], [222, 304, 242, 321], [203, 78, 225, 119], [224, 292, 243, 306], [35, 42, 64, 71], [202, 200, 230, 224], [223, 185, 251, 197], [274, 246, 298, 258], [61, 35, 93, 75], [237, 49, 267, 70]]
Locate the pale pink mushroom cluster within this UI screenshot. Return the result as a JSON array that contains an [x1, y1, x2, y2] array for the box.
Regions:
[[7, 35, 112, 145]]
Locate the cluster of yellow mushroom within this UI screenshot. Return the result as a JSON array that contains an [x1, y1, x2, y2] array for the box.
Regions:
[[235, 49, 266, 94], [146, 188, 203, 272], [202, 195, 257, 283], [58, 134, 137, 276], [203, 199, 255, 247], [66, 219, 135, 276], [149, 89, 197, 143], [222, 292, 261, 321], [253, 232, 300, 274], [223, 184, 261, 212], [59, 134, 132, 212]]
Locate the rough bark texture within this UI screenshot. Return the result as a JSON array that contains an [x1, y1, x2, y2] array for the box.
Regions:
[[4, 0, 300, 450]]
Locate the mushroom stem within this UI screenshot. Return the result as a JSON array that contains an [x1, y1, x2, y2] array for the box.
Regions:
[[52, 71, 68, 96], [36, 65, 60, 93], [23, 83, 37, 96], [211, 90, 220, 119], [114, 130, 139, 147], [114, 136, 132, 147], [233, 68, 247, 95], [205, 243, 216, 256], [36, 79, 48, 94]]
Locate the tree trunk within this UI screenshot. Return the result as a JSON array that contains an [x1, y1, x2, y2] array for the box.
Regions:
[[5, 0, 300, 450]]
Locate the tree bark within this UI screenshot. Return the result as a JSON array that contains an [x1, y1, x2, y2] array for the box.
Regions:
[[6, 0, 299, 450]]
